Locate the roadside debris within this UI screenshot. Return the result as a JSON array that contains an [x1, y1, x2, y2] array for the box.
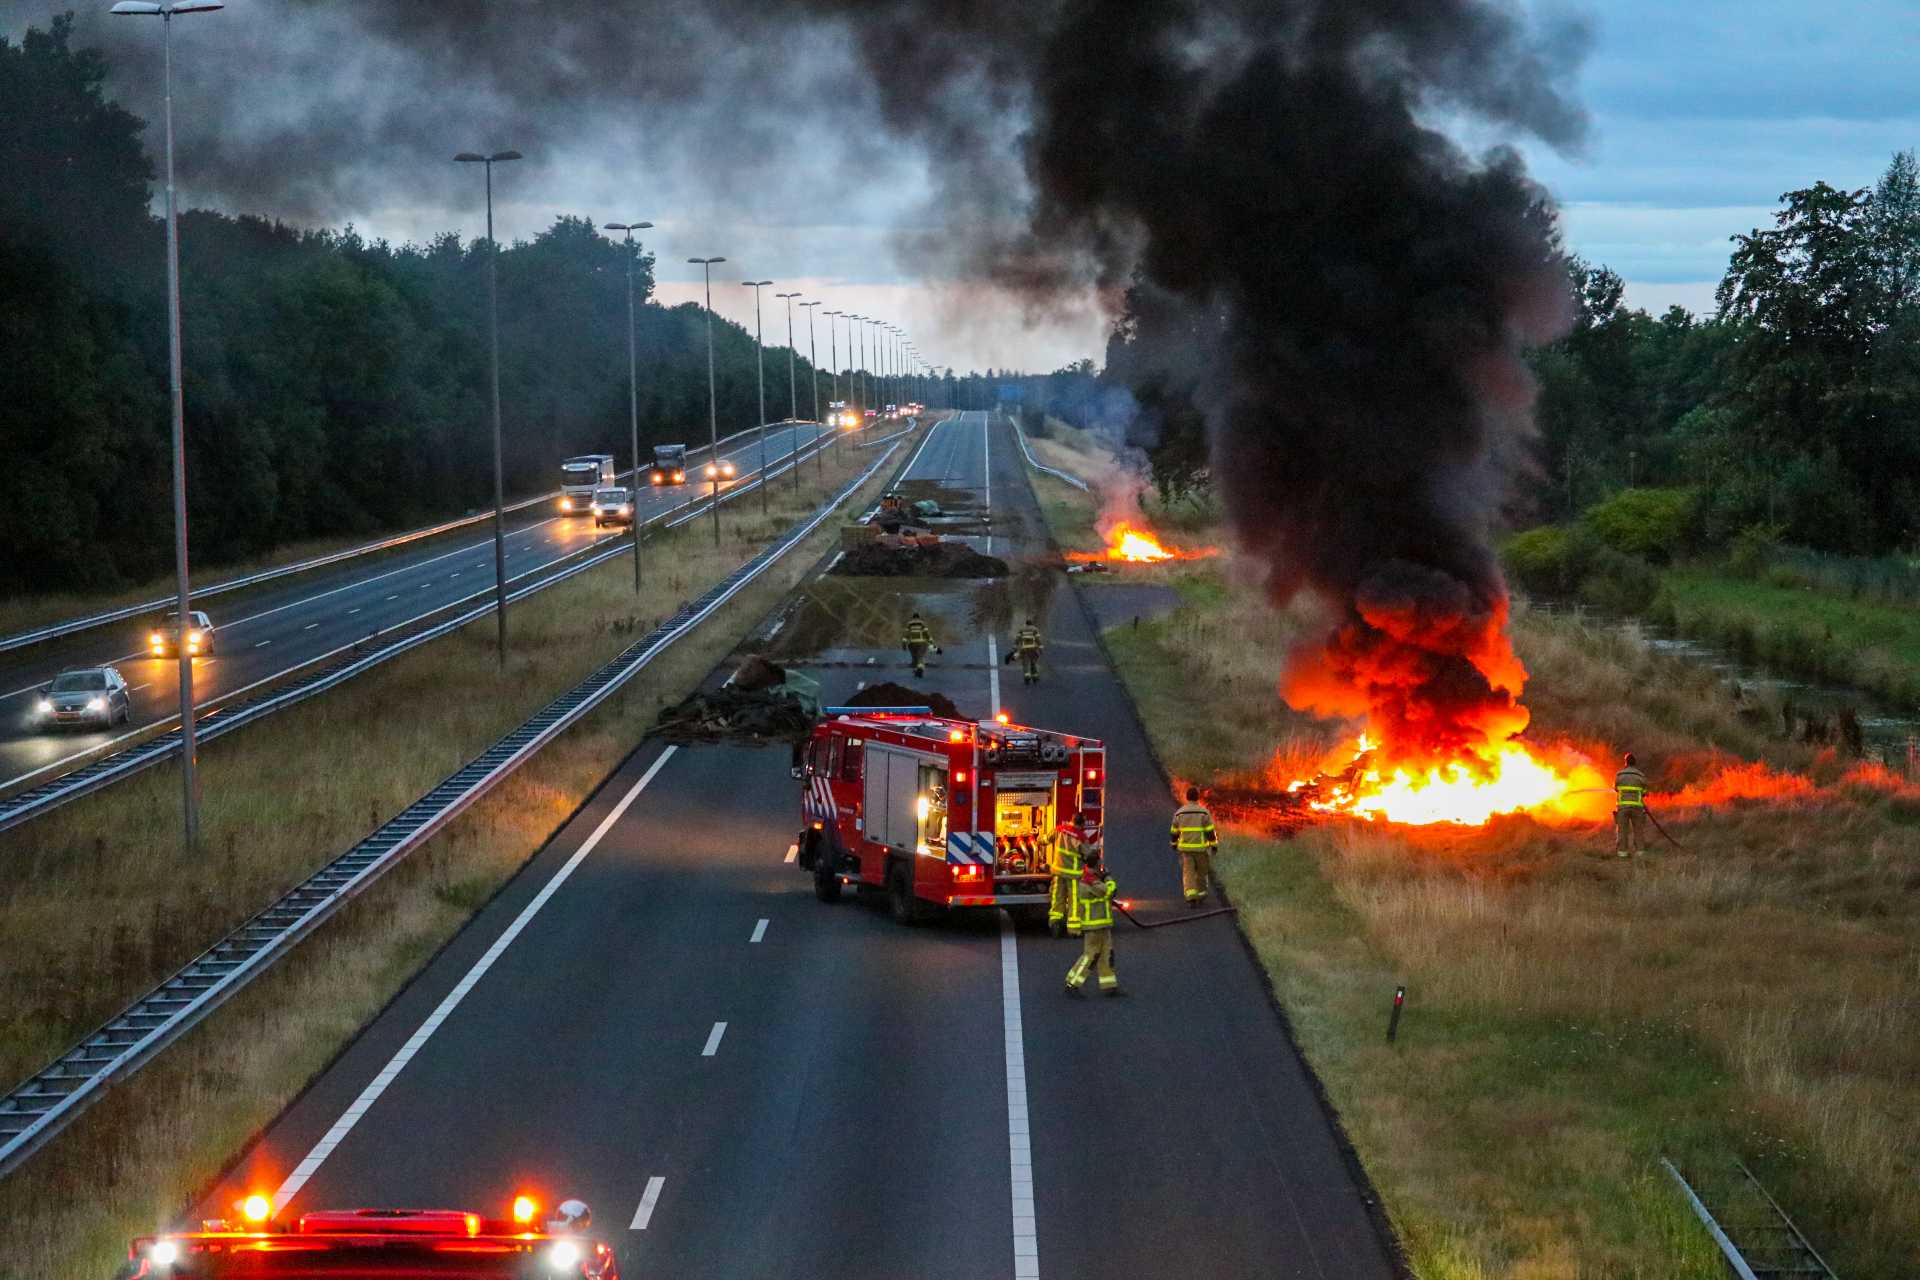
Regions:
[[843, 681, 965, 720], [651, 686, 816, 745], [835, 541, 1009, 578]]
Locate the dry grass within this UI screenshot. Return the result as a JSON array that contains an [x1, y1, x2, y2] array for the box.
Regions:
[[0, 440, 903, 1280], [1022, 427, 1920, 1278]]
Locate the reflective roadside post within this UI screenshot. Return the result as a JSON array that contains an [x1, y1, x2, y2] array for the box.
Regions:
[[606, 220, 654, 592], [454, 148, 523, 668], [688, 256, 726, 545], [742, 279, 773, 513], [111, 0, 224, 852]]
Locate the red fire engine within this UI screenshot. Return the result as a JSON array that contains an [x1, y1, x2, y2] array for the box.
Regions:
[[121, 1194, 619, 1278], [796, 706, 1105, 923]]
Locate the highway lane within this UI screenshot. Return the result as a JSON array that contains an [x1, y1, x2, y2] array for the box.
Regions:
[[0, 424, 823, 794], [201, 412, 1395, 1278]]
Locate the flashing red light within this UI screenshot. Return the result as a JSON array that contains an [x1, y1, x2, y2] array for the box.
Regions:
[[954, 770, 968, 783], [995, 712, 1010, 725], [511, 1196, 538, 1226], [948, 729, 965, 743], [1085, 768, 1100, 782]]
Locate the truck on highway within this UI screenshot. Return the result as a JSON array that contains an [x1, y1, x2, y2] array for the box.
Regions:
[[647, 443, 688, 486], [796, 707, 1106, 924], [559, 454, 616, 514]]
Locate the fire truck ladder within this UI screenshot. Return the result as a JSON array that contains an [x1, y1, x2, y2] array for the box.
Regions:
[[0, 438, 904, 1182], [1660, 1158, 1840, 1280]]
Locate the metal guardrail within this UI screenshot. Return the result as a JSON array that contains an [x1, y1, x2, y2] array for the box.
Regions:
[[1661, 1157, 1839, 1280], [0, 428, 836, 836], [0, 430, 907, 1180], [0, 423, 814, 657], [1006, 415, 1091, 491]]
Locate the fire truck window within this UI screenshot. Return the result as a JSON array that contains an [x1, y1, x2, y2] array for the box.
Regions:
[[826, 736, 843, 777], [841, 739, 863, 781], [917, 761, 949, 853]]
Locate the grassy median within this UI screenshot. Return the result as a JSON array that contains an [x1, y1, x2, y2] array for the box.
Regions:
[[0, 428, 911, 1280], [1023, 426, 1920, 1278]]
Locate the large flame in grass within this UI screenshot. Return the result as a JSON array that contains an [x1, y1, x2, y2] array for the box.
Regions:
[[1286, 733, 1611, 827], [1068, 519, 1219, 565]]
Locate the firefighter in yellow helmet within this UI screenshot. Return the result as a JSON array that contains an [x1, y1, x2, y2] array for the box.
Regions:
[[1012, 618, 1044, 685], [1048, 818, 1084, 939], [901, 612, 937, 678], [1065, 847, 1120, 996], [1170, 785, 1219, 906], [1614, 751, 1649, 859]]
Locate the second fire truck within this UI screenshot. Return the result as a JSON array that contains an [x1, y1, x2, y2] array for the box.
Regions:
[[795, 707, 1105, 923]]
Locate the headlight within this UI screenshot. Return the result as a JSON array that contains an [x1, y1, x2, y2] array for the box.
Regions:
[[148, 1241, 180, 1268], [618, 504, 631, 515], [86, 697, 105, 712], [589, 505, 602, 515], [674, 470, 684, 481], [650, 473, 663, 484], [547, 1241, 581, 1272], [149, 631, 162, 645], [35, 698, 52, 715], [188, 631, 202, 643], [560, 497, 573, 511]]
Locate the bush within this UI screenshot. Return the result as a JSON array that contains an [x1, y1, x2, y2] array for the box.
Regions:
[[1728, 522, 1784, 578], [1576, 545, 1661, 613], [1580, 487, 1697, 563], [1501, 526, 1578, 595]]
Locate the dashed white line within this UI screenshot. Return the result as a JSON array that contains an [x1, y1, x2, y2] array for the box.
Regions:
[[630, 1177, 665, 1231], [750, 918, 768, 943], [269, 746, 679, 1214], [385, 594, 399, 602], [303, 623, 319, 630], [129, 682, 152, 693], [254, 640, 272, 648], [347, 607, 361, 615], [700, 1022, 728, 1057], [784, 843, 798, 863]]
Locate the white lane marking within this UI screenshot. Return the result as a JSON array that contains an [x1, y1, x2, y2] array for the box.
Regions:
[[784, 843, 798, 863], [450, 572, 461, 578], [701, 1022, 728, 1057], [983, 410, 993, 555], [129, 682, 152, 693], [630, 1177, 665, 1231], [750, 918, 768, 943], [898, 415, 942, 479], [303, 623, 319, 631], [269, 746, 679, 1214], [254, 640, 272, 648], [347, 607, 361, 615], [988, 634, 1001, 722], [988, 629, 1036, 1276]]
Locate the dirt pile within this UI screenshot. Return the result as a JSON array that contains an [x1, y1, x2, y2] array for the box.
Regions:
[[836, 542, 1008, 578], [651, 687, 816, 745], [843, 682, 965, 721]]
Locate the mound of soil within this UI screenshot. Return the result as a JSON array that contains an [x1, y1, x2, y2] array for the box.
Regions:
[[652, 687, 815, 745], [836, 541, 1009, 578], [844, 682, 964, 721]]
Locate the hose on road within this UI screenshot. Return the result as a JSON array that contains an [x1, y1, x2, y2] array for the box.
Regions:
[[1114, 899, 1238, 929]]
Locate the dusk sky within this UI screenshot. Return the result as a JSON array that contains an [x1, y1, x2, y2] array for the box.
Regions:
[[13, 2, 1919, 372]]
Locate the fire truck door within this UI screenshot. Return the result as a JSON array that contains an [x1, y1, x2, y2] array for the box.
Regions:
[[862, 744, 947, 854]]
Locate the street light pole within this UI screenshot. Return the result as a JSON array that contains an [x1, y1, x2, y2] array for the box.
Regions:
[[111, 0, 223, 854], [606, 220, 653, 593], [453, 149, 523, 668], [852, 316, 868, 425], [688, 257, 726, 545], [800, 300, 823, 477], [776, 290, 802, 492], [742, 279, 773, 513]]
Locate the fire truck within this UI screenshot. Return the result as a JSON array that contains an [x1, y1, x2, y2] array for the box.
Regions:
[[121, 1193, 619, 1278], [796, 707, 1105, 923]]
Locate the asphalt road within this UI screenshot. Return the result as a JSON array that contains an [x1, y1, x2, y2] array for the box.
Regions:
[[0, 424, 824, 795], [202, 412, 1397, 1279]]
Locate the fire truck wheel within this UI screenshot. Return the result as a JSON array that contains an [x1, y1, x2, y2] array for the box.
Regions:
[[813, 847, 842, 903], [887, 860, 925, 925]]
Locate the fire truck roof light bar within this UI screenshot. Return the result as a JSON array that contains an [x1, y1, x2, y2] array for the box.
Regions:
[[824, 706, 932, 716]]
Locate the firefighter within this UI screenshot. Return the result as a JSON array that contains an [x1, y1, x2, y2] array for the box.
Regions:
[[902, 611, 937, 678], [1012, 618, 1044, 685], [1048, 819, 1084, 939], [1170, 786, 1219, 906], [1614, 751, 1649, 858], [1065, 849, 1119, 996]]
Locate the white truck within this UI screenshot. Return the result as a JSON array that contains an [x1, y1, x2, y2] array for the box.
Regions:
[[559, 454, 616, 514]]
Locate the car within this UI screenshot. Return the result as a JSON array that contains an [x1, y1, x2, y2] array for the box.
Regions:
[[589, 486, 634, 528], [35, 666, 132, 729], [149, 609, 215, 657], [121, 1194, 620, 1279], [703, 457, 737, 481]]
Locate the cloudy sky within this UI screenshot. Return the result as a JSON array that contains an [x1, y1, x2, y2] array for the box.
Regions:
[[12, 2, 1919, 370]]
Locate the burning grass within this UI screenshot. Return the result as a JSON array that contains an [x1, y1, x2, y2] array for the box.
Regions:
[[0, 443, 901, 1280]]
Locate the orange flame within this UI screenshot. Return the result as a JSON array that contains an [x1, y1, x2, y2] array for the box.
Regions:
[[1286, 733, 1612, 826], [1068, 520, 1219, 564]]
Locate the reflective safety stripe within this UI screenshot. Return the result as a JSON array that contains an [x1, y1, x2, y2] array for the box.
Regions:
[[1617, 786, 1645, 809], [1077, 879, 1115, 929], [1171, 806, 1217, 850]]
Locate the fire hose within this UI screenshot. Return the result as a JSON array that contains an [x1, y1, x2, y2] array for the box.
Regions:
[[1114, 899, 1238, 929], [1640, 805, 1688, 853]]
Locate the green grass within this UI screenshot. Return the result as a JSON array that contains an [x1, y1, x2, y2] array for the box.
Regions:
[[1653, 568, 1920, 705], [0, 440, 904, 1280]]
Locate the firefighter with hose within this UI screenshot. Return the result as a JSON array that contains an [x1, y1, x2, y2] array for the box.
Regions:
[[1170, 786, 1219, 906], [1049, 818, 1085, 938], [1614, 751, 1650, 858], [1011, 618, 1045, 685], [1065, 846, 1121, 996], [902, 611, 938, 678]]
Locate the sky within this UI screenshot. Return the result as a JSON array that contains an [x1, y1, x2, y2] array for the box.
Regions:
[[11, 2, 1919, 371]]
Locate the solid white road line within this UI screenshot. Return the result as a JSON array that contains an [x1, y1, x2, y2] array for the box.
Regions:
[[269, 746, 679, 1214], [700, 1022, 728, 1057], [983, 411, 993, 555], [987, 635, 1001, 721], [784, 843, 798, 863], [987, 632, 1037, 1276], [750, 918, 768, 943], [630, 1176, 665, 1231]]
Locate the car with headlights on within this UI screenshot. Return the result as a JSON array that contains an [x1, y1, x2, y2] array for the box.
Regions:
[[703, 456, 737, 481], [149, 609, 216, 658], [36, 666, 132, 729], [590, 487, 634, 529], [120, 1193, 620, 1279]]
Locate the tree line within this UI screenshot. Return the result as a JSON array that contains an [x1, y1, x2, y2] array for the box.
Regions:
[[0, 16, 968, 596]]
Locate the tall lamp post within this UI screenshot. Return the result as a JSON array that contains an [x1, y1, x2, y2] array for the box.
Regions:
[[799, 300, 823, 475], [111, 0, 223, 854], [824, 310, 843, 409], [687, 257, 727, 545], [851, 316, 869, 425], [776, 291, 802, 491], [606, 220, 653, 593], [741, 279, 773, 513], [453, 148, 523, 668]]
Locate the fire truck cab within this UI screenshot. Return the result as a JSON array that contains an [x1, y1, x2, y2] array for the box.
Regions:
[[797, 707, 1105, 924]]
